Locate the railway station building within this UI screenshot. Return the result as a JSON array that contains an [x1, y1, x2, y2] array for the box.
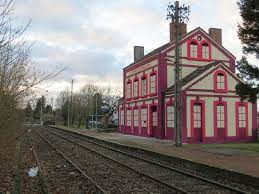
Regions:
[[118, 21, 257, 143]]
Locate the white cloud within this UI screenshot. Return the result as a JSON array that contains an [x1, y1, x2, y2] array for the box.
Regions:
[[13, 0, 258, 100]]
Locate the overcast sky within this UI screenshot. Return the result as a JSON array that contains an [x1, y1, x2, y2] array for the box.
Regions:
[[14, 0, 257, 103]]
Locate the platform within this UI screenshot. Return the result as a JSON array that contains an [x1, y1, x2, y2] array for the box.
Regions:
[[51, 126, 259, 178]]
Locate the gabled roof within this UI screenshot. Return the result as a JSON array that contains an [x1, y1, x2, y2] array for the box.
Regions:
[[123, 27, 201, 70], [164, 61, 219, 94], [124, 27, 235, 71]]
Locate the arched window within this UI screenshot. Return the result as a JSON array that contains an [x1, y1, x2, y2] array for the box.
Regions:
[[216, 73, 224, 89], [202, 43, 209, 59], [214, 70, 228, 92], [190, 41, 198, 58]]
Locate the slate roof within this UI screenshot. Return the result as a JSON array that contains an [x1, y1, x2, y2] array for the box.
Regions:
[[164, 61, 220, 94]]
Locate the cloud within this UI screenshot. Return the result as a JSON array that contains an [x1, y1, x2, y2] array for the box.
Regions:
[[12, 0, 258, 100]]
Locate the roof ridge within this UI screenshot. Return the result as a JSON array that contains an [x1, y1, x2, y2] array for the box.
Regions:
[[164, 61, 220, 94]]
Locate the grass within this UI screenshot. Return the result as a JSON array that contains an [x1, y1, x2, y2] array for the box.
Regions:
[[185, 143, 259, 153]]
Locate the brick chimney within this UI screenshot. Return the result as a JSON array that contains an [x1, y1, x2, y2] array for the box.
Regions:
[[134, 46, 144, 62], [170, 22, 187, 42], [209, 28, 222, 45]]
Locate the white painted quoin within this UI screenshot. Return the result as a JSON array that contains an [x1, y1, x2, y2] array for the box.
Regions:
[[118, 23, 257, 143]]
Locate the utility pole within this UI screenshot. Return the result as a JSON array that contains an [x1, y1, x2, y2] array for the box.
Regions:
[[71, 79, 74, 127], [167, 1, 190, 147], [95, 93, 98, 129], [67, 94, 70, 127]]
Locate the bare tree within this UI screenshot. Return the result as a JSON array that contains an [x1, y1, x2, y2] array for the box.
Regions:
[[101, 87, 121, 128], [0, 0, 63, 133]]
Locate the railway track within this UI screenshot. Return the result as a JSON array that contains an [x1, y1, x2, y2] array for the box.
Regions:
[[35, 128, 182, 194], [29, 131, 105, 193], [40, 126, 250, 194]]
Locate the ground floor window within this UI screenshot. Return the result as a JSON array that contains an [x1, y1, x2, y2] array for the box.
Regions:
[[133, 108, 139, 127], [141, 108, 148, 127], [120, 109, 124, 126], [152, 109, 157, 127], [126, 109, 132, 126], [193, 104, 201, 128], [216, 105, 225, 128], [166, 105, 174, 128], [238, 105, 247, 128]]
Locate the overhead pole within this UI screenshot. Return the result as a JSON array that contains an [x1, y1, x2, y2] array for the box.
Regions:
[[167, 1, 190, 147], [71, 79, 74, 126]]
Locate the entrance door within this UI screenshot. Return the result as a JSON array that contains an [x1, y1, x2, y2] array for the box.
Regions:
[[150, 106, 157, 137], [193, 104, 202, 142]]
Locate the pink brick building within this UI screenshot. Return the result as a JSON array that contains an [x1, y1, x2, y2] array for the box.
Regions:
[[118, 22, 257, 143]]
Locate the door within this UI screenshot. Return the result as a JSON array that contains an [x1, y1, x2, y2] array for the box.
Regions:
[[193, 104, 203, 142], [150, 106, 157, 137]]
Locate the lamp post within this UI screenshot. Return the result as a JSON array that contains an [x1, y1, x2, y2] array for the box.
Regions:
[[167, 1, 190, 147]]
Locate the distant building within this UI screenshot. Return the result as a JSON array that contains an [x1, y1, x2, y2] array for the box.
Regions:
[[118, 21, 257, 143]]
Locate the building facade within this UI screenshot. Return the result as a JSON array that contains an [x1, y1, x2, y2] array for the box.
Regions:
[[118, 22, 257, 143]]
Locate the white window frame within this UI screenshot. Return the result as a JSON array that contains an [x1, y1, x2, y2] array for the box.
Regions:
[[141, 108, 148, 127], [150, 74, 156, 94], [216, 105, 225, 128], [133, 108, 139, 127], [167, 105, 174, 128], [126, 109, 132, 126]]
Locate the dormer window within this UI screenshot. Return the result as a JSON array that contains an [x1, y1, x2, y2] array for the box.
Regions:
[[214, 70, 228, 92], [187, 39, 211, 61], [190, 41, 198, 58], [202, 43, 209, 59]]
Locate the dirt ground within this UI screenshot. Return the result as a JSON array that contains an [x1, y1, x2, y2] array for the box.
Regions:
[[0, 126, 31, 193]]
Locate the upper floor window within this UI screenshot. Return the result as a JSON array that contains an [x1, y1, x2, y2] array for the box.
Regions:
[[190, 41, 198, 58], [150, 73, 157, 94], [217, 74, 225, 89], [126, 80, 131, 99], [188, 39, 211, 61], [141, 77, 147, 97], [214, 70, 228, 92], [133, 79, 139, 98], [202, 43, 209, 59]]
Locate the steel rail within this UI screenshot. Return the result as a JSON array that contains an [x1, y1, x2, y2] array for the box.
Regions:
[[35, 132, 106, 194], [46, 127, 249, 194], [27, 134, 49, 194], [42, 129, 187, 194]]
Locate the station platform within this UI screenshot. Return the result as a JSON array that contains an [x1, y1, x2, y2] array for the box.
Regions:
[[51, 126, 259, 178]]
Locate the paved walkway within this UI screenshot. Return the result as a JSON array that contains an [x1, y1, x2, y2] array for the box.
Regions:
[[54, 127, 259, 178]]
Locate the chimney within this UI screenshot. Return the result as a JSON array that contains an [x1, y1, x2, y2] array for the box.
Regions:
[[209, 28, 222, 45], [134, 46, 144, 62], [170, 22, 187, 42]]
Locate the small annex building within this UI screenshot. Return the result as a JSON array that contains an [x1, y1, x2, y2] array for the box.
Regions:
[[118, 21, 257, 143]]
